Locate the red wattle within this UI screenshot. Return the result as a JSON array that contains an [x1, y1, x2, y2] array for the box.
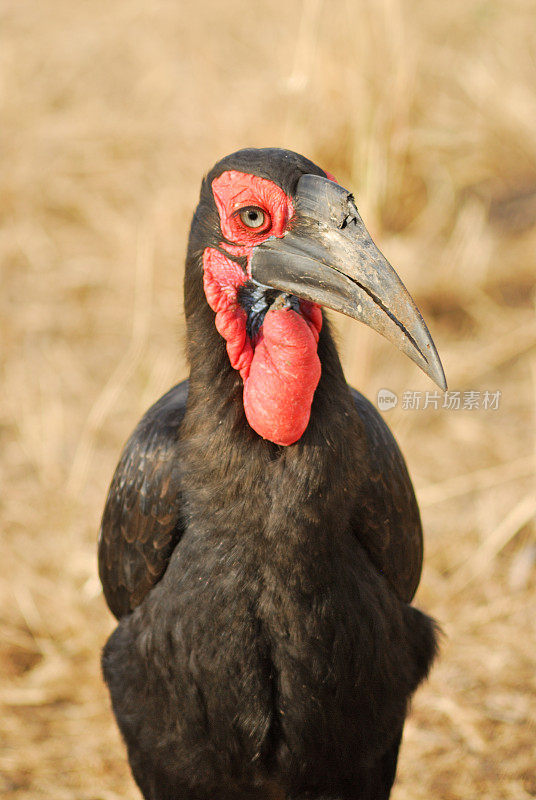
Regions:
[[243, 308, 321, 446], [203, 248, 253, 379]]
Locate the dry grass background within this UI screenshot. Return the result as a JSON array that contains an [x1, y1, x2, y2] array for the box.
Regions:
[[1, 0, 535, 797]]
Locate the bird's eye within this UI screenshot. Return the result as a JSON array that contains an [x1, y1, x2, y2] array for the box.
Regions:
[[238, 207, 268, 229]]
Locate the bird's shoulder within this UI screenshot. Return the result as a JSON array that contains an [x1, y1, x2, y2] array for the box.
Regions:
[[349, 387, 423, 603], [98, 380, 189, 619]]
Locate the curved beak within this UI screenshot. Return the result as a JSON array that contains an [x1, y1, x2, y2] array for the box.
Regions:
[[249, 174, 447, 390]]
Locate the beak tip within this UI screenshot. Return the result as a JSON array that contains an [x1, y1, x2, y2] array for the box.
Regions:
[[426, 358, 447, 392], [438, 376, 448, 392]]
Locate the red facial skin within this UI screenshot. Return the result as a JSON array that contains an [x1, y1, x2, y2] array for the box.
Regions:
[[203, 170, 323, 446]]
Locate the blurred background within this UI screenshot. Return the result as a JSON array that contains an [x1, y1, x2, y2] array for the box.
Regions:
[[1, 1, 535, 798]]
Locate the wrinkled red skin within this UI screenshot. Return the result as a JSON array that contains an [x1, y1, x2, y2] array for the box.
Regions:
[[243, 307, 321, 446], [203, 170, 323, 446]]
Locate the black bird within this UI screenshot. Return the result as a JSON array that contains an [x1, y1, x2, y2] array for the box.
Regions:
[[99, 148, 445, 800]]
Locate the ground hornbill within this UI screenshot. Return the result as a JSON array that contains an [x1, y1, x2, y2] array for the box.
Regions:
[[99, 148, 446, 800]]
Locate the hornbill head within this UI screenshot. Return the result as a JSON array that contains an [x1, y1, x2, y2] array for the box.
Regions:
[[186, 148, 446, 446]]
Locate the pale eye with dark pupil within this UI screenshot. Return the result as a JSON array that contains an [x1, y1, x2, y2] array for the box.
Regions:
[[239, 207, 266, 229]]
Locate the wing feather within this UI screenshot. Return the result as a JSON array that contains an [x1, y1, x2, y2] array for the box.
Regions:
[[98, 381, 189, 619], [350, 388, 423, 602]]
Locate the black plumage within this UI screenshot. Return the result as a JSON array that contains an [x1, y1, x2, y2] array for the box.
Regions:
[[99, 149, 439, 800]]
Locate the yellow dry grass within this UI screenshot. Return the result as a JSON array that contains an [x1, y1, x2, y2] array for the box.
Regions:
[[1, 1, 535, 798]]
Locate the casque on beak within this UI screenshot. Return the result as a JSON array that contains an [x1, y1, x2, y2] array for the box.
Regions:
[[249, 174, 447, 391]]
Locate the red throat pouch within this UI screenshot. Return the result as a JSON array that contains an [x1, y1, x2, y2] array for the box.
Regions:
[[243, 306, 321, 446]]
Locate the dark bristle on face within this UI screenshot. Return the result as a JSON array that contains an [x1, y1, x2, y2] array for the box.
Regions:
[[237, 280, 301, 340]]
